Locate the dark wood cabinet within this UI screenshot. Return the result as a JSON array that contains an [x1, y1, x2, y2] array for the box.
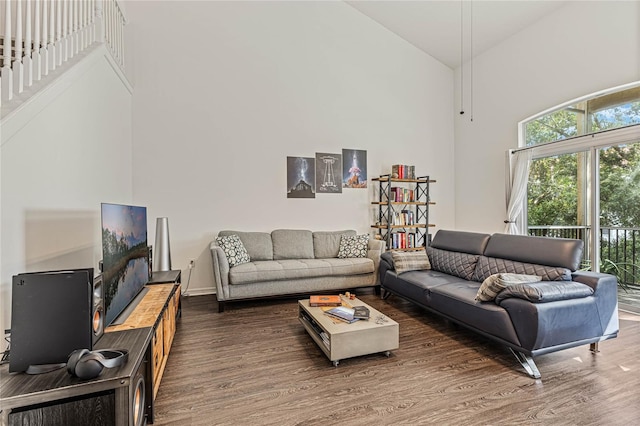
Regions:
[[0, 327, 152, 426], [1, 274, 181, 426]]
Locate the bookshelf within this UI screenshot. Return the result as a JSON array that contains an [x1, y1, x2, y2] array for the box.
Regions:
[[371, 173, 435, 251]]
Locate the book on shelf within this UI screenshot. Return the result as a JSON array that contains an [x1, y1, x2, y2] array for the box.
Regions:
[[391, 164, 416, 180], [309, 295, 342, 307], [324, 306, 359, 324], [400, 210, 415, 225], [392, 211, 415, 226], [390, 231, 417, 249], [390, 187, 415, 203], [319, 331, 330, 349]]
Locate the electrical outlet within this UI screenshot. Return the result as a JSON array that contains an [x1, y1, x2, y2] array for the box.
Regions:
[[188, 259, 195, 269]]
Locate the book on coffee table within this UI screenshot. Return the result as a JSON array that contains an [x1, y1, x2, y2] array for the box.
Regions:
[[352, 306, 370, 320], [324, 306, 359, 324], [310, 295, 342, 307]]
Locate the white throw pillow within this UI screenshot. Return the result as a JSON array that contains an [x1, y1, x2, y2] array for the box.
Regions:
[[337, 234, 370, 258], [215, 234, 251, 267]]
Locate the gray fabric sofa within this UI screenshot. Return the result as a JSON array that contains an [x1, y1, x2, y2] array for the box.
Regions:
[[379, 229, 619, 378], [210, 229, 385, 312]]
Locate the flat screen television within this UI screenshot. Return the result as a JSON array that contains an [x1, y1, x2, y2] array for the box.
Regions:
[[101, 203, 150, 326]]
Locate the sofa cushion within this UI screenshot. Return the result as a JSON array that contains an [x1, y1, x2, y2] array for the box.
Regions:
[[338, 234, 370, 258], [483, 233, 583, 271], [313, 230, 356, 258], [228, 258, 374, 285], [218, 230, 273, 261], [215, 235, 251, 267], [391, 251, 431, 274], [271, 229, 314, 260], [495, 281, 594, 304], [473, 256, 572, 283], [431, 230, 491, 255], [427, 281, 522, 346], [475, 273, 542, 302], [426, 246, 479, 281]]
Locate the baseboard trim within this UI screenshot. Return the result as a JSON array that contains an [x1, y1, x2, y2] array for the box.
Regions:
[[182, 288, 215, 297]]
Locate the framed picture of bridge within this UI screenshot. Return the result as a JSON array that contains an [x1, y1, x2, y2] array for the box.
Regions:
[[315, 152, 342, 194]]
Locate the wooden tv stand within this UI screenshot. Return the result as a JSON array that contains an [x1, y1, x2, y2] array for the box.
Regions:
[[0, 273, 181, 426], [107, 283, 181, 401]]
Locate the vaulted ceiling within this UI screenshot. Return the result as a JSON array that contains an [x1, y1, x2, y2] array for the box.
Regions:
[[347, 1, 569, 69]]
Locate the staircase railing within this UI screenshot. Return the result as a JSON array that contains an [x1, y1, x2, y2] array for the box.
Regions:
[[0, 0, 126, 107]]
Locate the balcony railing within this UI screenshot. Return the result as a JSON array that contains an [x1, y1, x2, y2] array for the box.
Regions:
[[528, 225, 640, 288], [1, 0, 126, 108]]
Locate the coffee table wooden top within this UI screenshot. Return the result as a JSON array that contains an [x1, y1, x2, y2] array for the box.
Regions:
[[299, 297, 397, 334]]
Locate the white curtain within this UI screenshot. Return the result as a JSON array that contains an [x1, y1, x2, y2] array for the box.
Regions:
[[504, 149, 532, 234]]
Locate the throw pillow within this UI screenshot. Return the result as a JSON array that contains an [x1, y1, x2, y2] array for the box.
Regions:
[[391, 251, 431, 274], [337, 234, 370, 258], [475, 273, 542, 302], [215, 234, 251, 267]]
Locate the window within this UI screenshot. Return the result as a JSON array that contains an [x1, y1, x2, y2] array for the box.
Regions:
[[524, 85, 640, 147], [519, 82, 640, 279]]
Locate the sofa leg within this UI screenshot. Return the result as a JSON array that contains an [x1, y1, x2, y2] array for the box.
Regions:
[[509, 348, 541, 379], [217, 300, 225, 313], [590, 342, 600, 353], [380, 288, 392, 300]]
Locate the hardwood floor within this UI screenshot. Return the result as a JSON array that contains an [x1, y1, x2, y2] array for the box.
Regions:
[[153, 291, 640, 425], [619, 286, 640, 314]]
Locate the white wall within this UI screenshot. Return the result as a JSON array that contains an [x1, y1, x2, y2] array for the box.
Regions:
[[454, 0, 640, 233], [127, 1, 456, 295], [0, 49, 133, 337]]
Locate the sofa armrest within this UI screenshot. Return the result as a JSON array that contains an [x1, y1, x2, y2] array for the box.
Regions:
[[210, 242, 231, 301], [367, 238, 386, 284], [571, 270, 617, 293], [571, 270, 619, 336]]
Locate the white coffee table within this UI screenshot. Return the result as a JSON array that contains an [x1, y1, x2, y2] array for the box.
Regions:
[[298, 296, 399, 366]]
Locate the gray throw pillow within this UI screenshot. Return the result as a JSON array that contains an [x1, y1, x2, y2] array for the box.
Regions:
[[391, 251, 431, 274], [475, 273, 542, 302], [215, 234, 251, 267]]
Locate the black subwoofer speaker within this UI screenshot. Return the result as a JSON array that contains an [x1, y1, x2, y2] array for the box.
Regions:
[[9, 268, 100, 373]]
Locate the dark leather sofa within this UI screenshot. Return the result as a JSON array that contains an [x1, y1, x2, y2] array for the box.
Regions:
[[379, 230, 619, 378]]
